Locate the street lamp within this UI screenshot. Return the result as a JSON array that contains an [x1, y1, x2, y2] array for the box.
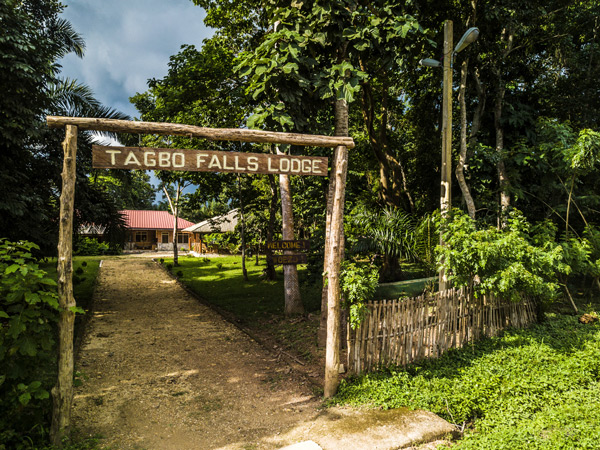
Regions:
[[419, 21, 479, 291]]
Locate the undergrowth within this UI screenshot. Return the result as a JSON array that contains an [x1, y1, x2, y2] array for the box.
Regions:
[[333, 313, 600, 449]]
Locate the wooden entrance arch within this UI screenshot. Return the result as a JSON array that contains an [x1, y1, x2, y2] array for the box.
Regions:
[[46, 115, 354, 444]]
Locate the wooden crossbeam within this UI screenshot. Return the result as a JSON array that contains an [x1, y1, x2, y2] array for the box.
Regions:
[[46, 116, 355, 149]]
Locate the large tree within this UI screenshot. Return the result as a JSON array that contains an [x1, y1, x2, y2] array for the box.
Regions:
[[0, 0, 129, 252]]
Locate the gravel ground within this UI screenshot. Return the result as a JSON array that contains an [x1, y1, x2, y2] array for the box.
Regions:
[[72, 256, 323, 450]]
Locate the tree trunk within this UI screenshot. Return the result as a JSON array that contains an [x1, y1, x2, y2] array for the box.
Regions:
[[358, 74, 414, 211], [324, 98, 349, 398], [565, 174, 576, 237], [278, 149, 303, 316], [470, 68, 486, 146], [494, 84, 511, 223], [164, 183, 182, 265], [265, 173, 278, 281], [51, 125, 78, 446], [563, 283, 579, 313], [173, 209, 179, 265], [494, 28, 514, 225], [457, 58, 476, 219], [238, 175, 248, 281]]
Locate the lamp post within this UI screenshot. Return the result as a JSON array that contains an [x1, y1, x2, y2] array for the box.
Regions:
[[419, 21, 479, 291]]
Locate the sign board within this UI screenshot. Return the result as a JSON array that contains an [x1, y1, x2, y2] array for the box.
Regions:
[[92, 145, 328, 176], [266, 240, 310, 251], [267, 254, 309, 265]]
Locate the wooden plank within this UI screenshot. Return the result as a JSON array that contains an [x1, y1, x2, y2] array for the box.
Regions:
[[48, 116, 355, 149], [266, 240, 310, 251], [267, 254, 308, 265], [93, 146, 328, 176]]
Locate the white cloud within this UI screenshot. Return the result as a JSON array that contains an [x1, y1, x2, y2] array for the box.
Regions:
[[59, 0, 213, 119]]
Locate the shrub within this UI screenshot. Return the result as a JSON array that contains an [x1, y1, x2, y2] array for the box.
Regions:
[[81, 261, 87, 267], [0, 239, 60, 447], [340, 261, 379, 328], [166, 263, 173, 271], [216, 262, 223, 270], [159, 258, 164, 264], [437, 210, 567, 303], [176, 270, 183, 278], [74, 237, 110, 256], [75, 267, 84, 275]]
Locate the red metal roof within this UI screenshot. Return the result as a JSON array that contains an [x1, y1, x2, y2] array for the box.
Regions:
[[120, 210, 195, 230]]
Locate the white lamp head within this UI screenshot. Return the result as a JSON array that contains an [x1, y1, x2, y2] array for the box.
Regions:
[[454, 27, 480, 53], [419, 58, 442, 68]]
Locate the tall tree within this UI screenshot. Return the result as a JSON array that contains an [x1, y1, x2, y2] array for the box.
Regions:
[[0, 0, 128, 252]]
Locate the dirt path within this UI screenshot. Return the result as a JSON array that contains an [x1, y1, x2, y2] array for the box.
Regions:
[[72, 257, 324, 450]]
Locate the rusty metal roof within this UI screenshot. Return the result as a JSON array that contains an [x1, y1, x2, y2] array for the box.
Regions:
[[182, 209, 239, 233], [120, 210, 195, 230]]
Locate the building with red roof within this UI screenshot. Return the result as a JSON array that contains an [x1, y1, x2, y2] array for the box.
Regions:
[[120, 210, 195, 251]]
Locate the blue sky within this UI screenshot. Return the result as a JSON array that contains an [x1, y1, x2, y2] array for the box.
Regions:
[[59, 0, 213, 200]]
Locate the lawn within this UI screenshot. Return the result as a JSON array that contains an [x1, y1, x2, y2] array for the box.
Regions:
[[162, 254, 322, 322], [161, 254, 325, 364], [374, 276, 437, 299]]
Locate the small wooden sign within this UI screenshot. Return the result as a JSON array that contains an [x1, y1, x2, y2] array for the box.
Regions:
[[266, 240, 310, 251], [267, 254, 308, 265], [92, 145, 328, 176]]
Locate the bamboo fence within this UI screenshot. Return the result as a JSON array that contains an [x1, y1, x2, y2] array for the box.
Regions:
[[346, 287, 537, 374]]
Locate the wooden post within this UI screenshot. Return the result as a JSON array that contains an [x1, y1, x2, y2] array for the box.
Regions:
[[439, 20, 453, 291], [50, 125, 78, 446], [323, 143, 349, 398]]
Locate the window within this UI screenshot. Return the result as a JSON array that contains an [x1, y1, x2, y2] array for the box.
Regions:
[[162, 233, 169, 244], [135, 231, 148, 242], [177, 234, 189, 244]]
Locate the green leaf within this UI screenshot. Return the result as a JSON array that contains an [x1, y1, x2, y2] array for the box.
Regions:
[[35, 389, 50, 400], [69, 306, 85, 314], [18, 392, 31, 406], [19, 336, 37, 356], [282, 62, 299, 74], [39, 277, 57, 286], [5, 264, 19, 274]]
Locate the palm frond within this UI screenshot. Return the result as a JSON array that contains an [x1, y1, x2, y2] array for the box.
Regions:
[[351, 205, 421, 261], [50, 17, 85, 59], [48, 78, 130, 141]]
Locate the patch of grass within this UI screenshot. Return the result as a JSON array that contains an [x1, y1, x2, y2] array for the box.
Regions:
[[188, 394, 223, 412], [164, 255, 321, 323], [41, 256, 102, 312], [333, 313, 600, 449], [267, 317, 320, 362], [38, 434, 115, 450], [374, 276, 437, 300]]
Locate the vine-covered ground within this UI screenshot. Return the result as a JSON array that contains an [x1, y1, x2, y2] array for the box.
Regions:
[[333, 312, 600, 449]]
